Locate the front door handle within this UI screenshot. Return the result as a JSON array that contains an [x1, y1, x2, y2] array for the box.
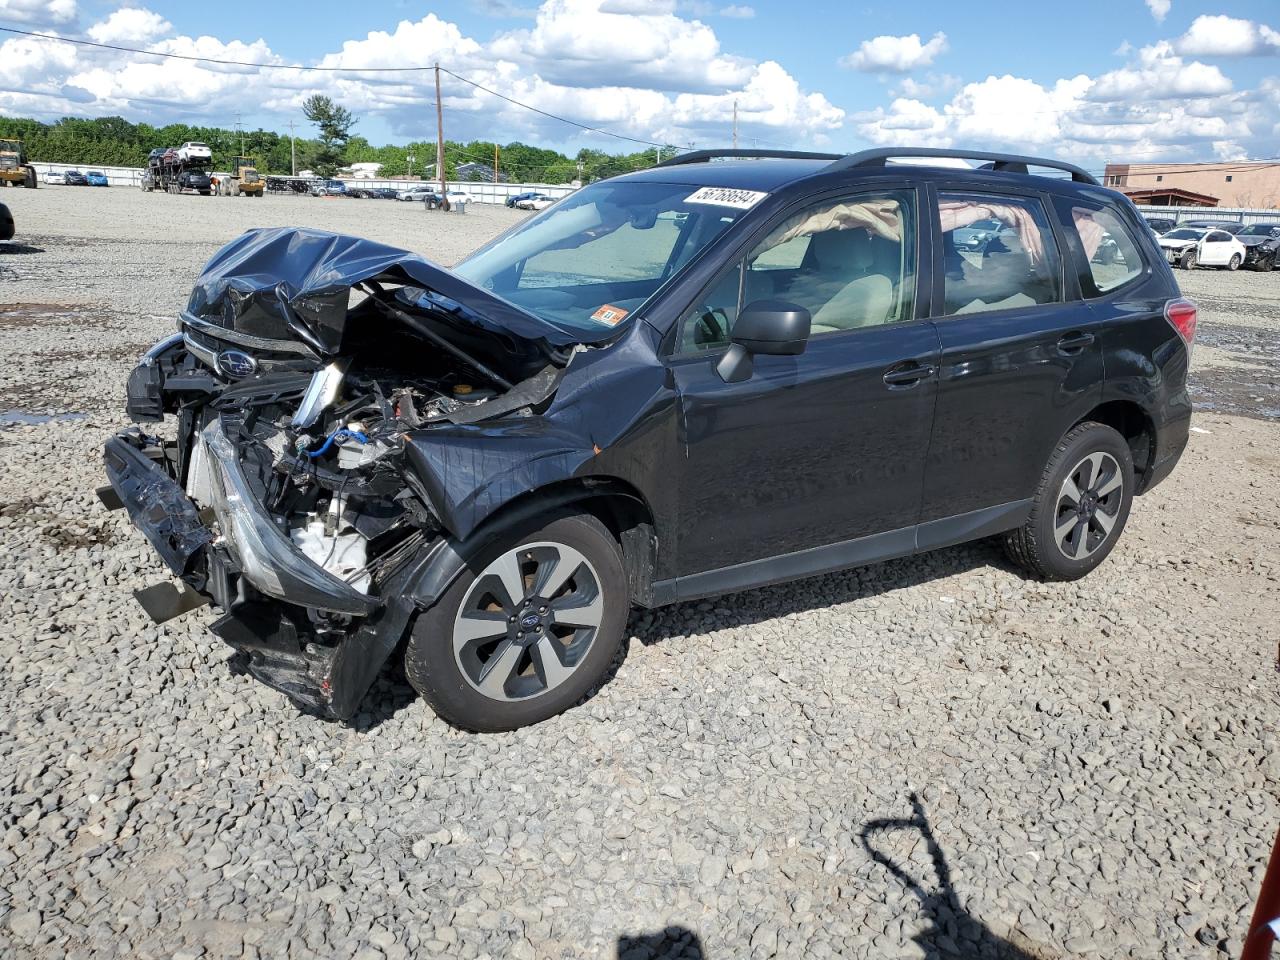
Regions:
[[882, 361, 936, 388], [1057, 331, 1095, 355]]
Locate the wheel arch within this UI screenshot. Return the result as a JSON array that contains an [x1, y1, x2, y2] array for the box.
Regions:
[[1072, 398, 1157, 493], [409, 475, 661, 614]]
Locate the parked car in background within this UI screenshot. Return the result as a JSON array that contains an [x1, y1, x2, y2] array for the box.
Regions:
[[1236, 223, 1280, 272], [1157, 226, 1246, 270], [64, 170, 88, 186], [951, 217, 1004, 252], [514, 193, 555, 210], [369, 187, 400, 200], [1177, 218, 1241, 231], [44, 170, 67, 185], [105, 147, 1196, 731], [177, 142, 212, 162], [397, 186, 435, 201], [506, 191, 539, 208], [1139, 215, 1176, 235], [311, 179, 346, 197], [0, 201, 13, 242], [85, 171, 109, 187], [177, 171, 212, 195]]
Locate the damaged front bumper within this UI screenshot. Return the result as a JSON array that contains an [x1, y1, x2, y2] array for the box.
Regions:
[[103, 423, 421, 719]]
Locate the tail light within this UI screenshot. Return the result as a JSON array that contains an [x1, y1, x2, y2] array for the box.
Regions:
[[1165, 298, 1198, 347]]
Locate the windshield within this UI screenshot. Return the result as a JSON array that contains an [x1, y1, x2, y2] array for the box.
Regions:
[[1163, 229, 1205, 241], [1238, 224, 1280, 237], [455, 180, 744, 332]]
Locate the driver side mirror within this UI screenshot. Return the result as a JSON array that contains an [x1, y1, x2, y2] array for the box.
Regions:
[[716, 299, 811, 383]]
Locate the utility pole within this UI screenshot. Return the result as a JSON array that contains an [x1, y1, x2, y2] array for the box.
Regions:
[[435, 64, 448, 210], [287, 120, 296, 176], [493, 143, 499, 184], [655, 145, 661, 164], [235, 112, 244, 156], [407, 152, 415, 178], [732, 100, 738, 149]]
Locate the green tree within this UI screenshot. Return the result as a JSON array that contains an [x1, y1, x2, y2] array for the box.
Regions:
[[302, 95, 355, 177]]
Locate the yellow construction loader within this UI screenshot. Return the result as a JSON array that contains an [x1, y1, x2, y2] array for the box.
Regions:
[[227, 156, 265, 197], [0, 139, 38, 188]]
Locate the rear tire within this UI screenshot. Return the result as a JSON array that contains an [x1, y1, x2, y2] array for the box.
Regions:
[[23, 169, 37, 189], [1004, 422, 1134, 581], [1227, 253, 1241, 271], [405, 511, 628, 732]]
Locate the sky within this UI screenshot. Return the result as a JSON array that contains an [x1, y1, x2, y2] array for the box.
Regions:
[[1, 0, 1277, 172]]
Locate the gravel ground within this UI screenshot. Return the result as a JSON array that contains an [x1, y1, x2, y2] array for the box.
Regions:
[[1, 186, 1278, 960]]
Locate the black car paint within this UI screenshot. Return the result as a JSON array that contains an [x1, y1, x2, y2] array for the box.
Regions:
[[0, 201, 13, 242], [108, 157, 1192, 720]]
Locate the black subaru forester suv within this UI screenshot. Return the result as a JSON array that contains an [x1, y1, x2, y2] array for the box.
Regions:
[[104, 148, 1195, 731]]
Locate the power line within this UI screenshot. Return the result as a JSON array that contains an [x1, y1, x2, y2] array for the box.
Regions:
[[0, 25, 435, 71], [438, 67, 666, 149]]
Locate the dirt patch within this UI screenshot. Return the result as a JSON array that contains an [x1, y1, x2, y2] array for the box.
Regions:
[[0, 302, 92, 327]]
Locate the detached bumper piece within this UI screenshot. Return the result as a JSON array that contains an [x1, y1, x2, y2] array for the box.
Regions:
[[103, 423, 402, 720]]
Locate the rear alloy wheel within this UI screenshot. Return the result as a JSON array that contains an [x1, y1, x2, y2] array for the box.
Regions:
[[1004, 421, 1134, 581], [1227, 253, 1241, 271], [405, 511, 628, 731], [1181, 249, 1197, 270]]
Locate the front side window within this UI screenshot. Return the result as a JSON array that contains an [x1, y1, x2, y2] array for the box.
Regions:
[[677, 190, 917, 352], [939, 192, 1062, 316], [1065, 204, 1145, 294]]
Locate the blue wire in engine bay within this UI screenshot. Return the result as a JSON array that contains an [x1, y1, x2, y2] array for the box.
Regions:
[[304, 428, 369, 459]]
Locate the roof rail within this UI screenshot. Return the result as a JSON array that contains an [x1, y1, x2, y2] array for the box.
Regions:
[[655, 148, 844, 168], [825, 148, 1099, 185]]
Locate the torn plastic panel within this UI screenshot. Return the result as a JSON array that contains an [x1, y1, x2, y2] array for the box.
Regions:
[[104, 430, 213, 576]]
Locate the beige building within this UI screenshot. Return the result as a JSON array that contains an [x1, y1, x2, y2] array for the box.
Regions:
[[1103, 160, 1280, 209]]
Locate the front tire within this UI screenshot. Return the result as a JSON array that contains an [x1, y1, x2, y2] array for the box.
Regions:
[[1180, 249, 1197, 270], [1004, 422, 1134, 581], [405, 511, 628, 732]]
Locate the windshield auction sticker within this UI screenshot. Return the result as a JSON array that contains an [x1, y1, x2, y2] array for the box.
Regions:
[[591, 304, 630, 326], [684, 187, 768, 210]]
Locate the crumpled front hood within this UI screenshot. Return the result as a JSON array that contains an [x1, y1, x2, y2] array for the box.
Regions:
[[185, 227, 598, 356]]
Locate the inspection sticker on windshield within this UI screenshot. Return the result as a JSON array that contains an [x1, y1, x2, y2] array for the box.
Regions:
[[591, 304, 629, 326], [684, 187, 768, 210]]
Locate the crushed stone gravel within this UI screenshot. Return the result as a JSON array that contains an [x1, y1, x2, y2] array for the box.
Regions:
[[0, 185, 1277, 960]]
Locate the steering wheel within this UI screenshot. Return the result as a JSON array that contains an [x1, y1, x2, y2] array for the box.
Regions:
[[694, 305, 729, 346]]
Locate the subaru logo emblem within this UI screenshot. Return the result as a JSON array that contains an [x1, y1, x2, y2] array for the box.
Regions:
[[520, 614, 541, 629], [215, 349, 257, 379]]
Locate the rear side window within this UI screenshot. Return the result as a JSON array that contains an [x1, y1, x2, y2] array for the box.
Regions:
[[938, 192, 1062, 316], [1068, 206, 1146, 295]]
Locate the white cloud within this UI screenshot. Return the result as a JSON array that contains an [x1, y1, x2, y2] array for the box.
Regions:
[[0, 0, 76, 26], [0, 0, 842, 151], [719, 5, 754, 18], [1174, 15, 1280, 57], [841, 32, 948, 73], [1088, 42, 1233, 100], [1144, 0, 1170, 23], [894, 73, 960, 99], [86, 8, 172, 45]]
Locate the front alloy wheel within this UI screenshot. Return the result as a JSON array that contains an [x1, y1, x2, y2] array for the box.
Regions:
[[453, 542, 604, 702], [1181, 249, 1197, 270], [405, 511, 628, 731]]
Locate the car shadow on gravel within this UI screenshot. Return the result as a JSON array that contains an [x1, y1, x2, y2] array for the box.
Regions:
[[344, 540, 1015, 732], [0, 241, 45, 254], [631, 538, 1014, 648], [862, 793, 1057, 960], [616, 926, 705, 959]]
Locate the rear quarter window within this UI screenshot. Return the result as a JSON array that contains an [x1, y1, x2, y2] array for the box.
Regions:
[[1060, 203, 1146, 296]]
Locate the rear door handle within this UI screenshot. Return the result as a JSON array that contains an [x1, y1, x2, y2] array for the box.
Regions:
[[1057, 332, 1095, 355], [882, 361, 936, 388]]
